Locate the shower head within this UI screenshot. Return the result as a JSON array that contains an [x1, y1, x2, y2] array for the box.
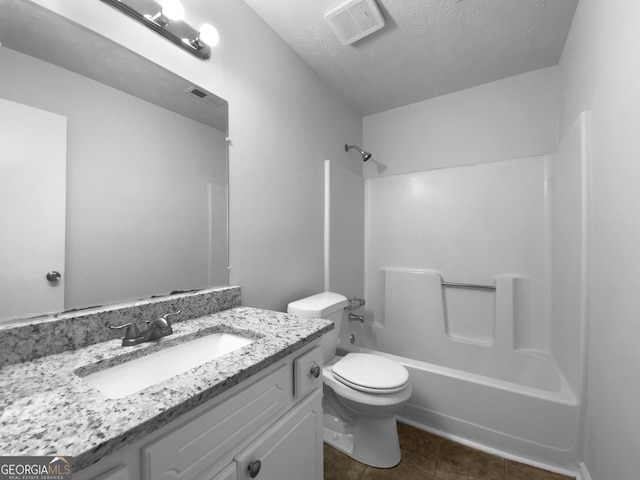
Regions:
[[345, 144, 372, 162]]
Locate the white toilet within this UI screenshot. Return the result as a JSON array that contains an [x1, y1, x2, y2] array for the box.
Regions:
[[287, 292, 412, 468]]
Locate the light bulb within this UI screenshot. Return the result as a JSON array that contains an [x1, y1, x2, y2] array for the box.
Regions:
[[198, 23, 219, 47], [160, 0, 184, 21]]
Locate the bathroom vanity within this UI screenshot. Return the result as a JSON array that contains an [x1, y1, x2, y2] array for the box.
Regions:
[[75, 342, 324, 480], [0, 294, 331, 480]]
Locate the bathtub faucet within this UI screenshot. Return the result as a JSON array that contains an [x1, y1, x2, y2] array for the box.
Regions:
[[348, 313, 365, 323]]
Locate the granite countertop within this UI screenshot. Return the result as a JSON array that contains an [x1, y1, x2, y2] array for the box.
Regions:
[[0, 307, 332, 471]]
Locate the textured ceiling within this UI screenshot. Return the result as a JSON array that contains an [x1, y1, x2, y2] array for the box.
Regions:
[[242, 0, 578, 116]]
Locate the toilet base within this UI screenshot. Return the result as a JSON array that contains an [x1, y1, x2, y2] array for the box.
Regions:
[[322, 405, 401, 468]]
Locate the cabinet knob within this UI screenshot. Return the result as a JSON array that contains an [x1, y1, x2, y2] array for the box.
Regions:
[[247, 460, 262, 478], [310, 364, 321, 378]]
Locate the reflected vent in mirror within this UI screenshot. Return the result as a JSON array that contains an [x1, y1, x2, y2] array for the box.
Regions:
[[185, 86, 226, 107]]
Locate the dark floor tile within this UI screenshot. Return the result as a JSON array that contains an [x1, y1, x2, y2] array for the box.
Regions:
[[361, 463, 434, 480], [435, 440, 506, 480], [398, 422, 444, 476], [505, 460, 574, 480], [324, 426, 571, 480], [324, 444, 367, 480]]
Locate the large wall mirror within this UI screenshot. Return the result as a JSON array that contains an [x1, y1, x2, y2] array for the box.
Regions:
[[0, 0, 229, 323]]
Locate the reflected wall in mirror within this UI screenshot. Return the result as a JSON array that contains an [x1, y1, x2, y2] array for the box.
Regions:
[[0, 0, 229, 323]]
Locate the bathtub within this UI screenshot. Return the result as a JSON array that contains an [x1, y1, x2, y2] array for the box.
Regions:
[[337, 340, 580, 472]]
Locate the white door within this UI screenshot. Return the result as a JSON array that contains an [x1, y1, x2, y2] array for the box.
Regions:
[[0, 98, 67, 321]]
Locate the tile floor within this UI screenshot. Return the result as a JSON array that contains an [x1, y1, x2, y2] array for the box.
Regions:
[[324, 422, 575, 480]]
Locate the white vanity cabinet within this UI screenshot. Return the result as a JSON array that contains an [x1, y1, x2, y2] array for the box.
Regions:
[[75, 343, 324, 480]]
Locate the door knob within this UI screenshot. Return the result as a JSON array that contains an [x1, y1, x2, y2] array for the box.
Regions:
[[46, 271, 62, 282]]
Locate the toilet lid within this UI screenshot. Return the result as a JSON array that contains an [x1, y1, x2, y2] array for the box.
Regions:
[[332, 353, 409, 394]]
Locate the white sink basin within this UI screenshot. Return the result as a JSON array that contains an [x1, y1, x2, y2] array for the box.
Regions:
[[80, 332, 254, 399]]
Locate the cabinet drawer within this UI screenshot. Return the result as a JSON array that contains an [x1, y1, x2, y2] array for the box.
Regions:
[[141, 364, 292, 480], [294, 346, 323, 399]]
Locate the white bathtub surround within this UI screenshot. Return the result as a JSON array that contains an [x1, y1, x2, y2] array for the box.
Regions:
[[558, 1, 640, 477], [375, 268, 568, 390], [365, 156, 551, 351], [381, 269, 521, 356], [359, 118, 591, 471], [550, 112, 592, 398]]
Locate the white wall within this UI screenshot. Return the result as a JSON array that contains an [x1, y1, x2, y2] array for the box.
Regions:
[[0, 47, 227, 310], [559, 1, 640, 478], [363, 67, 559, 178], [25, 0, 364, 312]]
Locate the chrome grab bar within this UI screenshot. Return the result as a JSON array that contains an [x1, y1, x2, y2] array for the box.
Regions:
[[441, 281, 496, 292]]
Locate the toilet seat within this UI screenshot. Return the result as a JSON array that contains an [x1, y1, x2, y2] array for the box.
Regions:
[[323, 363, 412, 408], [332, 353, 409, 394]]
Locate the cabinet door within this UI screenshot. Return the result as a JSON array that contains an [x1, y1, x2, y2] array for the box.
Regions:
[[77, 464, 129, 480], [235, 389, 322, 480], [142, 365, 291, 480]]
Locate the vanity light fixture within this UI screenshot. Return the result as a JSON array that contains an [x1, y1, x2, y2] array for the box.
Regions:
[[189, 23, 220, 49], [148, 0, 184, 27], [100, 0, 219, 60]]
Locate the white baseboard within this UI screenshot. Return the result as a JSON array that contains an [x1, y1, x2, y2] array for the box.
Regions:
[[578, 462, 593, 480]]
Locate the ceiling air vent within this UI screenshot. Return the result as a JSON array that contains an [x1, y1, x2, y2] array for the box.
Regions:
[[184, 86, 226, 107], [325, 0, 385, 46]]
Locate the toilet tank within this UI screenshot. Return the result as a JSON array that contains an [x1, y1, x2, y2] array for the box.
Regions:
[[287, 292, 349, 361]]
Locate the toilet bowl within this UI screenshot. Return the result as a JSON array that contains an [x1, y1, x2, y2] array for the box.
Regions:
[[287, 292, 412, 468]]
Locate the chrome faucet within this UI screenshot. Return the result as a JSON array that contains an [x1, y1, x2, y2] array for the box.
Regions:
[[109, 310, 181, 346], [348, 313, 365, 323]]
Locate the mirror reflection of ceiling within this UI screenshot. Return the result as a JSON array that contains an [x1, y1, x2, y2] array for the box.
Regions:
[[0, 0, 229, 322], [242, 0, 579, 116], [0, 0, 228, 132]]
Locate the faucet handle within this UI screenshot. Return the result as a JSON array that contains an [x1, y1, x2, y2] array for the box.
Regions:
[[108, 322, 140, 341], [144, 310, 181, 339], [161, 310, 182, 325], [149, 310, 181, 329], [146, 310, 181, 328], [346, 297, 365, 310]]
